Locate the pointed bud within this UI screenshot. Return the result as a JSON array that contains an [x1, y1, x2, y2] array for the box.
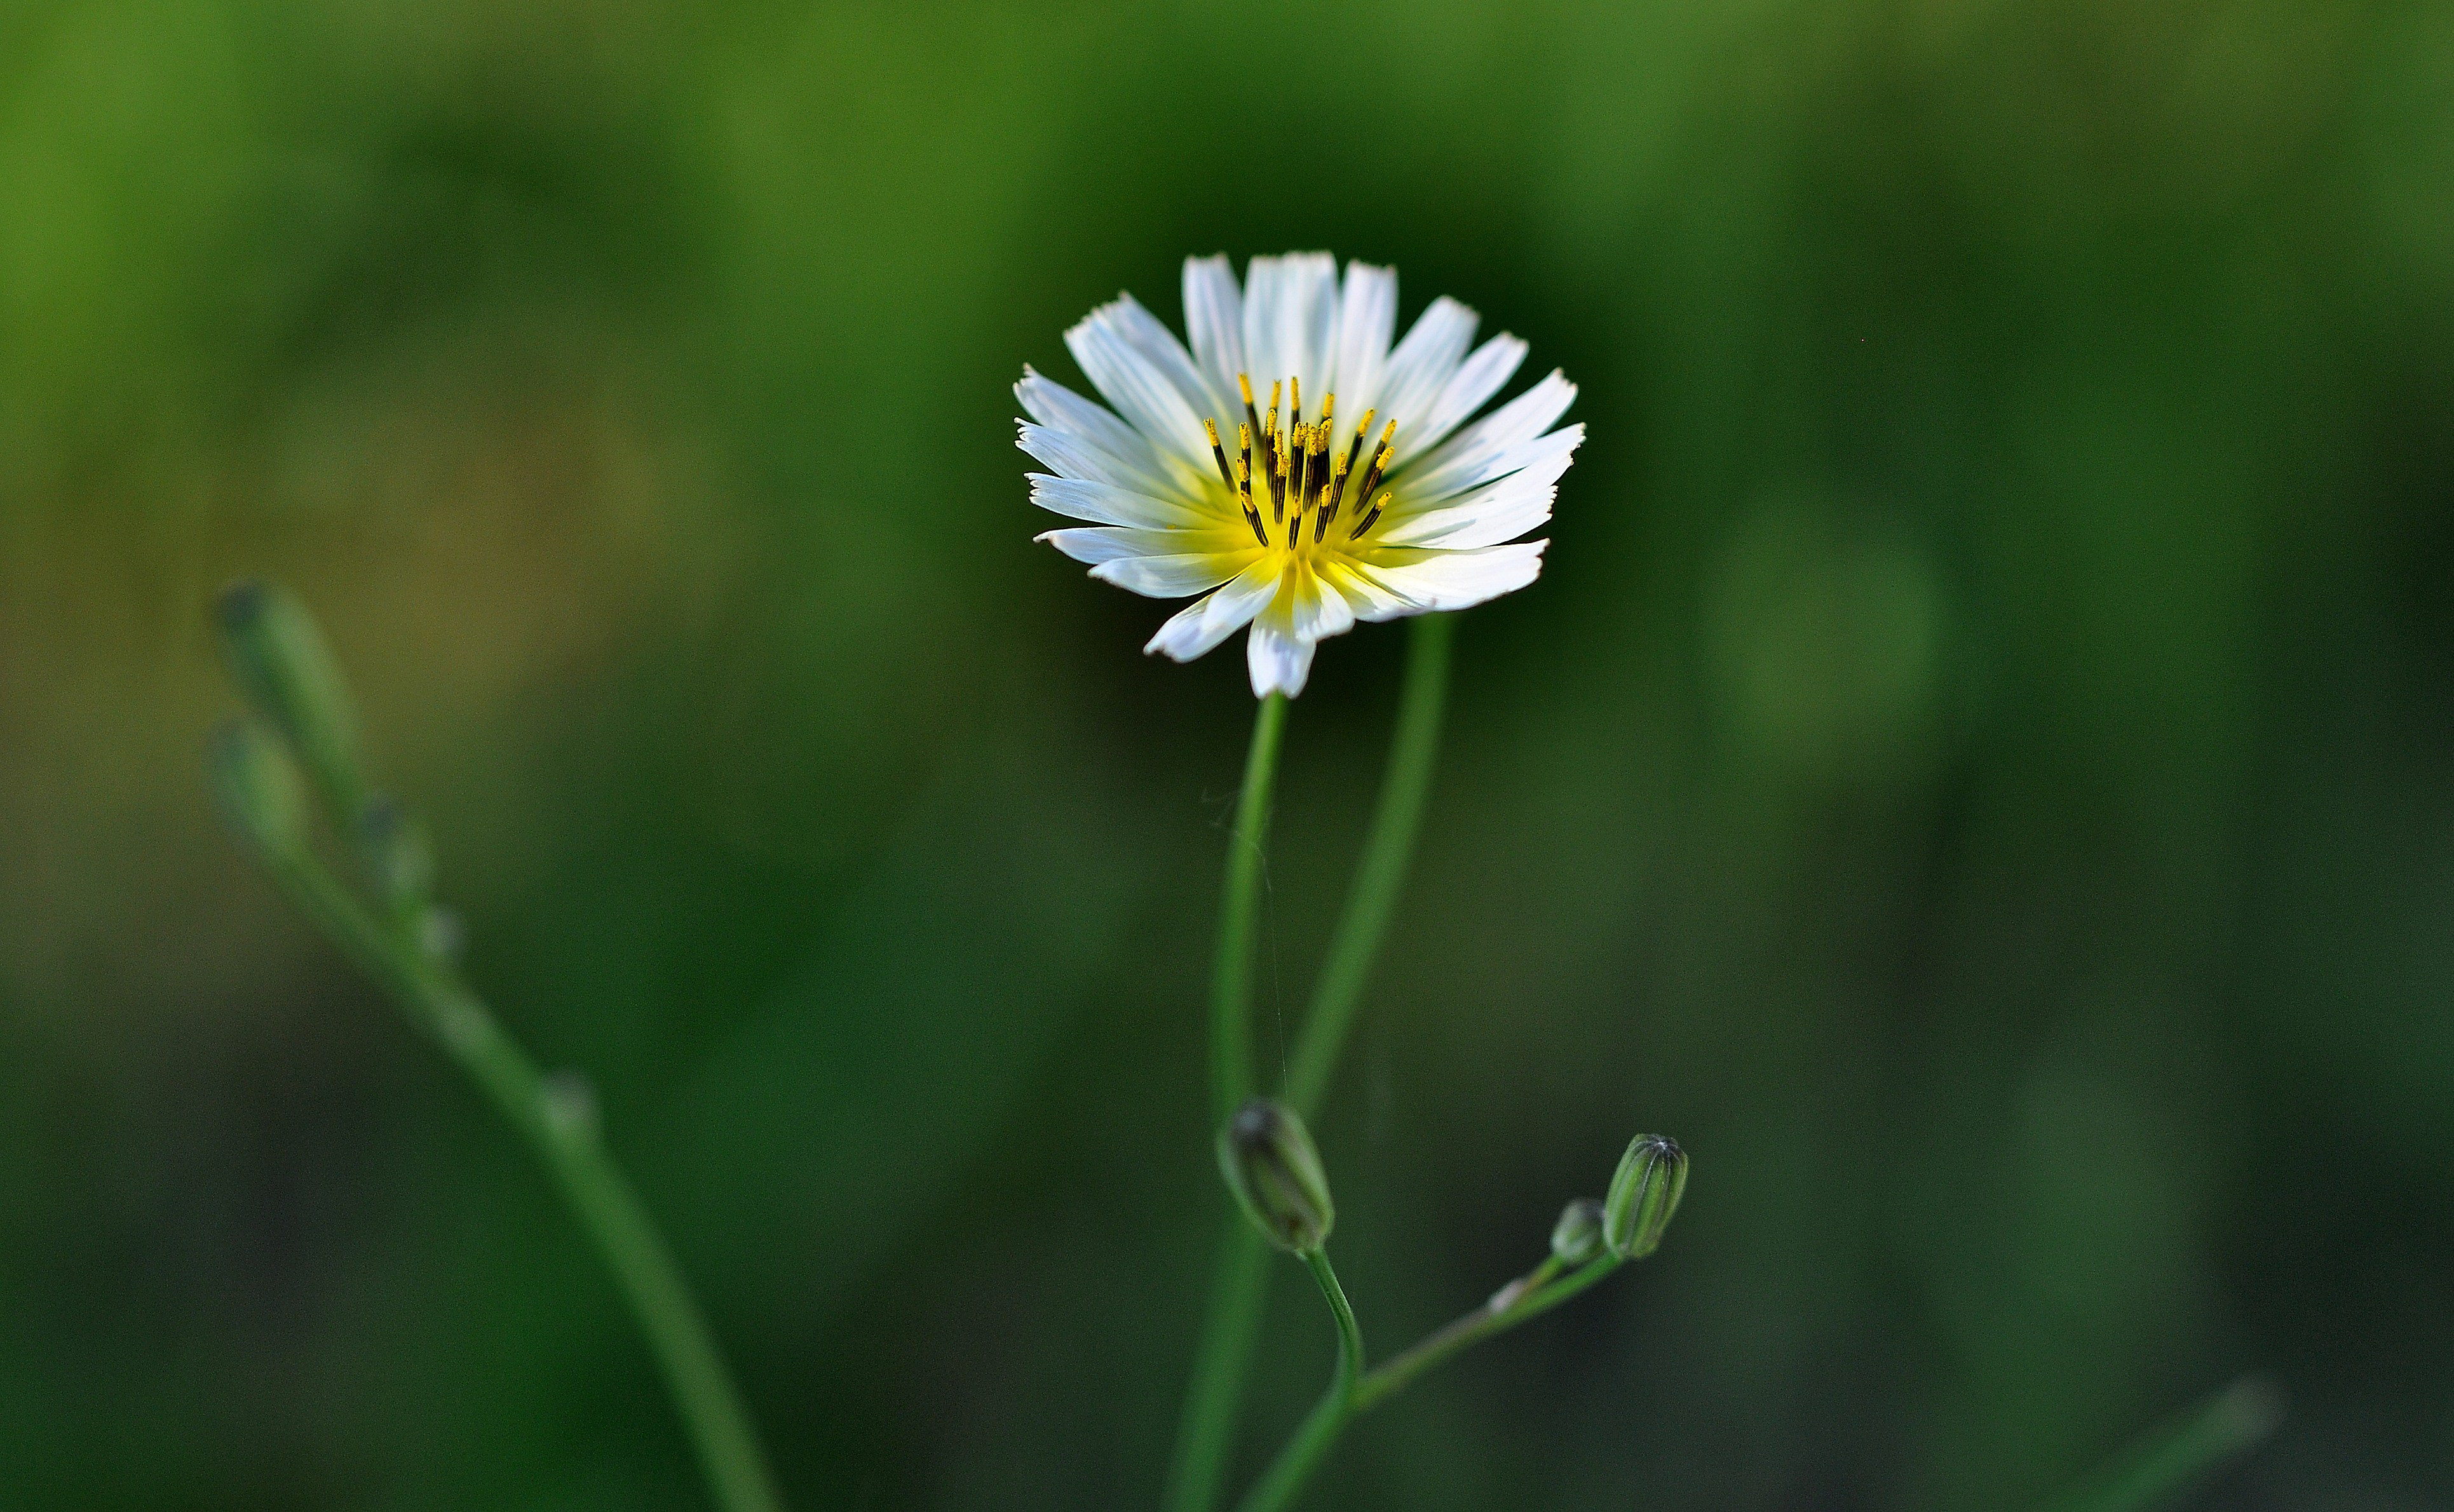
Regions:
[[1603, 1135, 1688, 1259], [1217, 1099, 1335, 1252], [1550, 1198, 1608, 1266], [207, 720, 309, 860], [214, 580, 365, 822]]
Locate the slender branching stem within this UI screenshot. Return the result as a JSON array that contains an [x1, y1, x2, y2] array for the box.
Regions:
[[262, 849, 785, 1512], [2043, 1377, 2282, 1512], [1167, 620, 1456, 1512], [1233, 1250, 1364, 1512], [1357, 1253, 1620, 1411]]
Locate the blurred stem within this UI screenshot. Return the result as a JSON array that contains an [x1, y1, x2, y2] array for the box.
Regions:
[[259, 849, 785, 1512], [1163, 1218, 1271, 1512], [1210, 692, 1288, 1124], [1234, 1250, 1364, 1512], [1284, 612, 1453, 1117], [2043, 1377, 2282, 1512]]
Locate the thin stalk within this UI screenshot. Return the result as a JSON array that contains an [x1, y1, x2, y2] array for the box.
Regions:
[[1355, 1253, 1620, 1411], [1233, 1250, 1364, 1512], [1162, 1220, 1271, 1512], [265, 851, 785, 1512], [1167, 621, 1456, 1512], [2043, 1377, 2282, 1512], [1210, 692, 1289, 1124], [1284, 612, 1453, 1117], [1228, 1246, 1642, 1511]]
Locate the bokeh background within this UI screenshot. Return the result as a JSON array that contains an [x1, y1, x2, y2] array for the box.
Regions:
[[4, 0, 2452, 1506]]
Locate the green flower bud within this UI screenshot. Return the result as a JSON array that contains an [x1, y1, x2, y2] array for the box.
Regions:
[[207, 720, 309, 860], [215, 580, 365, 822], [1550, 1197, 1608, 1266], [1217, 1098, 1334, 1252], [1602, 1135, 1688, 1259]]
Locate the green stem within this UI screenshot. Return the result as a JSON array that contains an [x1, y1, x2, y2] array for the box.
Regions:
[[1167, 620, 1456, 1512], [1284, 612, 1453, 1117], [2043, 1377, 2282, 1512], [1233, 1250, 1364, 1512], [1355, 1253, 1620, 1412], [1162, 1219, 1271, 1512], [1210, 692, 1289, 1124], [1165, 692, 1290, 1512], [265, 852, 785, 1512]]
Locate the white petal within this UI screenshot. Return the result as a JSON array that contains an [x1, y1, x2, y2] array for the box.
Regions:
[[1404, 334, 1527, 459], [1374, 442, 1575, 548], [1400, 422, 1584, 505], [1287, 560, 1357, 642], [1090, 551, 1253, 598], [1019, 422, 1187, 501], [1320, 560, 1423, 623], [1328, 261, 1397, 418], [1145, 557, 1284, 661], [1183, 255, 1247, 408], [1363, 541, 1549, 612], [1066, 304, 1212, 472], [1106, 292, 1235, 424], [1378, 491, 1552, 551], [1242, 252, 1338, 398], [1247, 614, 1319, 698], [1374, 296, 1479, 451], [1402, 370, 1578, 492], [1028, 473, 1210, 529], [1038, 526, 1247, 565], [1017, 367, 1157, 470], [1238, 257, 1284, 394]]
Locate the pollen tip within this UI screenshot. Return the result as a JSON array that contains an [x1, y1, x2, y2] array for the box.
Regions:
[[1238, 374, 1254, 403]]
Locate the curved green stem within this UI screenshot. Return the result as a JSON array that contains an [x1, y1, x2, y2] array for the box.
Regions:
[[1284, 612, 1453, 1117], [262, 851, 785, 1512], [1355, 1253, 1619, 1411], [1210, 692, 1289, 1124], [1234, 1250, 1364, 1512], [2043, 1376, 2282, 1512]]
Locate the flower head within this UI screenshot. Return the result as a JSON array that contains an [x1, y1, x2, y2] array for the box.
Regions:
[[1021, 253, 1580, 698]]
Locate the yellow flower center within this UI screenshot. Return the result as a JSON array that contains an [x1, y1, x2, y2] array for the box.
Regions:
[[1200, 373, 1397, 561]]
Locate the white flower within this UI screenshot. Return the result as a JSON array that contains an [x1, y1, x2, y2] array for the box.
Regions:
[[1020, 252, 1580, 698]]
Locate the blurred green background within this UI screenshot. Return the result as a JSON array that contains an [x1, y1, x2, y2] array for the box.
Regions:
[[4, 0, 2451, 1506]]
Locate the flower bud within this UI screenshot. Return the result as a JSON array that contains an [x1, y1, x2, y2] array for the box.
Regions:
[[215, 580, 364, 821], [1217, 1098, 1334, 1252], [207, 719, 309, 860], [1603, 1135, 1688, 1259], [1550, 1197, 1608, 1266]]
